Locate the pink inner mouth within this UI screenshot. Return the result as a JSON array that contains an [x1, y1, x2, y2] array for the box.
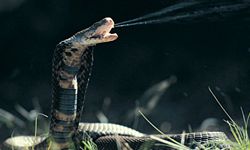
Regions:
[[93, 17, 118, 41]]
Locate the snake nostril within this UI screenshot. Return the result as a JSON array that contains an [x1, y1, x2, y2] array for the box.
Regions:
[[104, 17, 114, 25]]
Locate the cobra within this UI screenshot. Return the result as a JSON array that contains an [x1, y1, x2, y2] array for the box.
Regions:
[[3, 18, 228, 150]]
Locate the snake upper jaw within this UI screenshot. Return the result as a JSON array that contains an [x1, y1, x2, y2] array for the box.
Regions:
[[73, 17, 118, 46]]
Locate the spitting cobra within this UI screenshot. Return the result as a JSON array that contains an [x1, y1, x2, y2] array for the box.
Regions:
[[2, 18, 229, 150]]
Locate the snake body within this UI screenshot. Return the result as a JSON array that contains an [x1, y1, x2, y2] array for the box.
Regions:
[[3, 18, 228, 150]]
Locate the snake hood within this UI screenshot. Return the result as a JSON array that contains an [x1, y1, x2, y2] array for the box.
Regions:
[[69, 17, 118, 46], [2, 17, 229, 150]]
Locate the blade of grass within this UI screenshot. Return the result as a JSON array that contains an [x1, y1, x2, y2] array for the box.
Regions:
[[138, 110, 189, 149], [34, 113, 48, 138], [33, 113, 48, 150], [209, 87, 249, 149], [208, 87, 234, 122]]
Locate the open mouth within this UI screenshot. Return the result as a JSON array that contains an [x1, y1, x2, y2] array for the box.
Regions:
[[91, 17, 118, 41]]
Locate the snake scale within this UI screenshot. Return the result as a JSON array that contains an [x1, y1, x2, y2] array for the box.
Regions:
[[2, 18, 228, 150]]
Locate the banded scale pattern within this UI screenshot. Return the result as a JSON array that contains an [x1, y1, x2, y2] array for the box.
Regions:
[[2, 18, 229, 150]]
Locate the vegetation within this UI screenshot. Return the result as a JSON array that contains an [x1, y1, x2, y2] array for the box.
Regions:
[[0, 85, 249, 149]]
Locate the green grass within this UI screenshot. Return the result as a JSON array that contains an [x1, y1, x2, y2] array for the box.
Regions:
[[1, 110, 249, 150], [112, 109, 249, 150], [81, 109, 248, 150], [1, 86, 249, 150], [209, 87, 249, 150], [138, 110, 225, 150], [82, 140, 98, 150], [92, 87, 249, 150], [135, 88, 249, 150], [2, 108, 249, 150], [139, 88, 250, 150], [223, 112, 250, 150]]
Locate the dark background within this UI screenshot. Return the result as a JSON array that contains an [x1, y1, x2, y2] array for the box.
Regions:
[[0, 0, 249, 143]]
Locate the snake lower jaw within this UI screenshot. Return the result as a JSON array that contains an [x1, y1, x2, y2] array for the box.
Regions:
[[102, 33, 118, 42]]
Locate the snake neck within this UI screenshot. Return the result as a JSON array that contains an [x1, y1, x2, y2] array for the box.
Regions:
[[50, 39, 93, 149], [48, 17, 117, 149]]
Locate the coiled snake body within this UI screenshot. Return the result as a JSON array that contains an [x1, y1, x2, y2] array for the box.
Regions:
[[3, 18, 228, 150]]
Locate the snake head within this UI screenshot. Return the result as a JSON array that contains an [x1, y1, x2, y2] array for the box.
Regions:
[[73, 17, 118, 46]]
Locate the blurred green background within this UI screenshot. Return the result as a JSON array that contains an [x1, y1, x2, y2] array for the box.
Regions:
[[0, 0, 249, 143]]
